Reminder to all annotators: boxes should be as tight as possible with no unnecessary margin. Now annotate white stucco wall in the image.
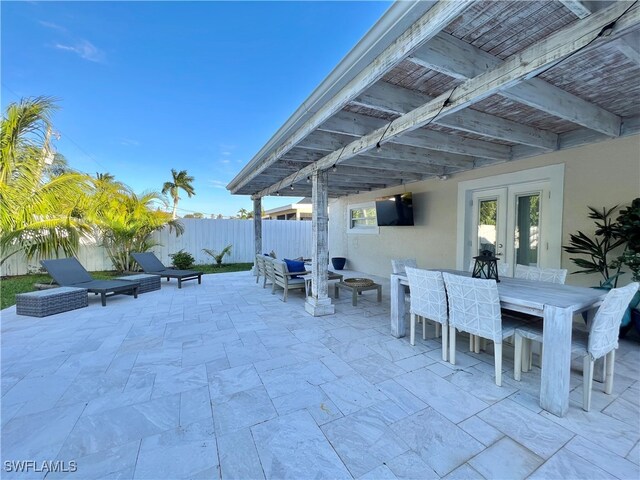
[328,135,640,287]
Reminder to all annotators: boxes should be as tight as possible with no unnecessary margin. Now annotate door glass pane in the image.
[515,194,540,266]
[478,199,497,255]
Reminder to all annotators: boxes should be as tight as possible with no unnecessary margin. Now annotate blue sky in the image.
[1,1,390,217]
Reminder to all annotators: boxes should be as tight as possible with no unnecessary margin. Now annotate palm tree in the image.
[92,187,183,272]
[0,97,91,266]
[44,153,71,179]
[95,172,115,182]
[1,96,56,184]
[162,169,195,219]
[236,208,253,219]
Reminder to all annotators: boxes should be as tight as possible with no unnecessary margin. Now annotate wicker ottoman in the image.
[16,287,88,317]
[115,273,161,294]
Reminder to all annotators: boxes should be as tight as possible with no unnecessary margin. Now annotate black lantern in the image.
[472,250,500,282]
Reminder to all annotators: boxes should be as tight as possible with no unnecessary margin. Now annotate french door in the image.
[457,165,564,274]
[469,182,549,276]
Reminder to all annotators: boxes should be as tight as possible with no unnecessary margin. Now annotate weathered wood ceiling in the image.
[228,0,640,199]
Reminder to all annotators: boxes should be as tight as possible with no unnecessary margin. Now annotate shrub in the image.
[169,250,195,269]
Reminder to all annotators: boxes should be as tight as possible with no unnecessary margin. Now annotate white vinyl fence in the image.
[1,219,312,276]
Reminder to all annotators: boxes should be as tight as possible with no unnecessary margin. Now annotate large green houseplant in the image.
[563,200,640,335]
[613,198,640,282]
[614,198,640,335]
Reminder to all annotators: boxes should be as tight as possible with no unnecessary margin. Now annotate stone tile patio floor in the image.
[1,270,639,479]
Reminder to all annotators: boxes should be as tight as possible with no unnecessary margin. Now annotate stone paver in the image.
[1,270,639,479]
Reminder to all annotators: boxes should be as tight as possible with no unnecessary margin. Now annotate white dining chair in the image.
[443,272,522,386]
[514,282,639,411]
[392,258,417,275]
[405,267,448,360]
[514,264,567,284]
[513,264,568,368]
[465,260,512,352]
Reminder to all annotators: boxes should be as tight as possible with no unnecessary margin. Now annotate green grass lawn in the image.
[197,263,253,274]
[0,263,253,310]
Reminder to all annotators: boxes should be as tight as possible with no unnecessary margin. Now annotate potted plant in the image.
[563,205,625,288]
[563,200,640,336]
[612,198,640,336]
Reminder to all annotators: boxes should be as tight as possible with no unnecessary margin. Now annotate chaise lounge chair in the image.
[131,252,203,288]
[40,258,140,307]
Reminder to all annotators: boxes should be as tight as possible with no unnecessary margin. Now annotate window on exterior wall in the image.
[349,202,378,234]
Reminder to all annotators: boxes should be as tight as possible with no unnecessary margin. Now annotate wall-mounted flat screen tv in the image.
[375,192,414,226]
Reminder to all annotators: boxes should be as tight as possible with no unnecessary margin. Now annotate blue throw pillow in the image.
[283,258,305,279]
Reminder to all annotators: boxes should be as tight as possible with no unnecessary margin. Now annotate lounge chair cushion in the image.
[284,259,305,279]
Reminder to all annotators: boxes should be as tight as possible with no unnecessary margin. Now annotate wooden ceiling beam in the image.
[340,156,452,175]
[559,0,592,18]
[364,143,475,168]
[252,2,638,199]
[328,165,427,181]
[281,149,325,163]
[229,0,474,194]
[319,110,512,160]
[270,187,372,197]
[295,131,353,153]
[300,126,479,168]
[353,82,558,149]
[615,32,640,64]
[512,114,640,159]
[297,129,476,167]
[271,166,423,184]
[409,31,621,136]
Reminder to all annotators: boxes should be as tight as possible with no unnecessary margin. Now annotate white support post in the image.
[253,197,262,275]
[305,170,334,316]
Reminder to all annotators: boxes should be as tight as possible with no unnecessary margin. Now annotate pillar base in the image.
[305,296,335,317]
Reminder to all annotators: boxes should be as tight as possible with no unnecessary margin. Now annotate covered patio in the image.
[227,0,640,316]
[1,272,639,478]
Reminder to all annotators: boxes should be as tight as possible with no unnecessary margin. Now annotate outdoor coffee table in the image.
[335,278,382,306]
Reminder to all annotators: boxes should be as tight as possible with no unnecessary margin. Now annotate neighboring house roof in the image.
[227,1,640,200]
[263,199,312,216]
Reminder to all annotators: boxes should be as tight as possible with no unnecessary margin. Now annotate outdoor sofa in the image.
[270,258,310,302]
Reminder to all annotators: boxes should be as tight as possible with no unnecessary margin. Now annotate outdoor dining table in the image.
[390,270,607,417]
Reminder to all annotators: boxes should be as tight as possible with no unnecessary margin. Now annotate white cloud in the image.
[208,180,228,190]
[39,21,67,33]
[120,138,140,147]
[54,39,105,63]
